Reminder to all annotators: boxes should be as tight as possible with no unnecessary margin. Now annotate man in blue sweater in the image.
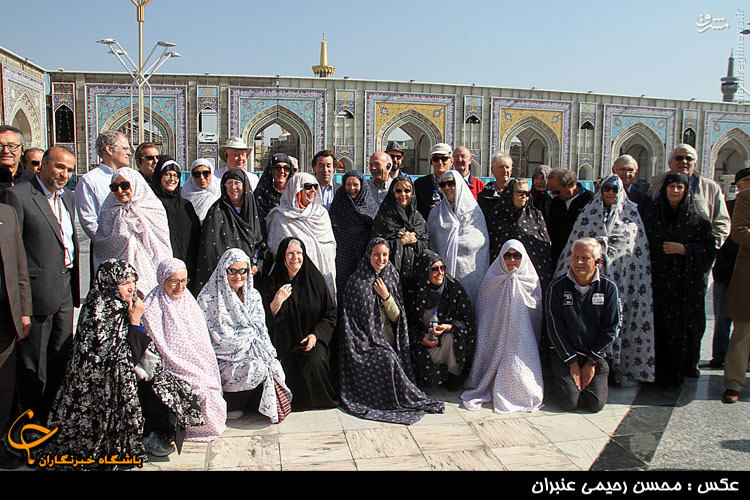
[546,238,621,413]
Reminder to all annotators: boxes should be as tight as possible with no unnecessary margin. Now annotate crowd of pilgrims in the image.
[10,136,731,468]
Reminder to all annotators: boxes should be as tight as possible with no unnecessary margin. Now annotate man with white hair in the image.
[478,152,513,218]
[647,143,730,248]
[452,146,485,201]
[545,238,621,413]
[612,154,651,214]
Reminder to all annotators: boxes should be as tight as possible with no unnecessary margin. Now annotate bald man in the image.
[366,151,393,205]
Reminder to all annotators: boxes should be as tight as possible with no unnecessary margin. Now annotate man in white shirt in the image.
[74,130,131,239]
[312,150,339,210]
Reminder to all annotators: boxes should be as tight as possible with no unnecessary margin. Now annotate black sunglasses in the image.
[192,170,211,178]
[141,155,157,161]
[29,160,41,167]
[274,165,291,171]
[673,155,695,162]
[303,183,319,191]
[226,267,249,275]
[109,181,131,192]
[431,156,451,162]
[601,185,619,193]
[394,188,412,194]
[429,264,446,273]
[503,251,523,261]
[514,190,530,197]
[438,180,456,189]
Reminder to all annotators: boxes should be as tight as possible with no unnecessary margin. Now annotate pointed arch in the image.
[100,106,175,157]
[11,93,40,147]
[709,127,750,180]
[611,122,665,178]
[243,104,314,170]
[379,109,444,175]
[500,116,560,176]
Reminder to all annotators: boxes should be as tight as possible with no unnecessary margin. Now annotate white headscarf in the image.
[427,169,490,305]
[461,239,544,414]
[196,248,291,423]
[94,167,173,295]
[141,257,226,441]
[266,172,338,303]
[181,159,221,223]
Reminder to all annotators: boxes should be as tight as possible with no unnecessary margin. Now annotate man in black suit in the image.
[0,203,32,469]
[546,168,594,265]
[612,154,652,215]
[0,146,80,423]
[312,149,340,211]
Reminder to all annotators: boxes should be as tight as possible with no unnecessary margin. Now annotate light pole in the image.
[96,1,180,145]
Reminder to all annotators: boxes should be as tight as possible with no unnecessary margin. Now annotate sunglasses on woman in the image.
[192,170,211,178]
[503,251,523,261]
[109,181,131,192]
[438,180,456,189]
[303,183,319,191]
[274,165,291,172]
[514,190,530,197]
[430,264,446,273]
[394,188,412,194]
[226,267,250,275]
[601,185,619,193]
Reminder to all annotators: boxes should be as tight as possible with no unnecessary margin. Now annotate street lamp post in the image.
[96,0,180,146]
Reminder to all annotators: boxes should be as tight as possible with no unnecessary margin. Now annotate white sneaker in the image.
[227,410,244,420]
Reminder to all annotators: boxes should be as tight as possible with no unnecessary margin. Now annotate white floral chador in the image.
[554,174,655,383]
[196,248,291,423]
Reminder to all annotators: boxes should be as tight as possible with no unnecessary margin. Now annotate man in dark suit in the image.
[312,149,340,211]
[0,146,80,424]
[0,203,32,468]
[546,168,594,265]
[612,154,652,215]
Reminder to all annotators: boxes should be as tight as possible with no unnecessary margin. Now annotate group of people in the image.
[1,122,748,470]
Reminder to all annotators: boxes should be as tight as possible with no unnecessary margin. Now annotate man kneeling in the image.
[545,238,621,412]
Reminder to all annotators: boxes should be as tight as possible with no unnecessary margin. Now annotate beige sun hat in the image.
[219,137,251,161]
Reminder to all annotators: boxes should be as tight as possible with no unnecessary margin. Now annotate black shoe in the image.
[686,365,700,378]
[0,443,25,470]
[708,359,724,369]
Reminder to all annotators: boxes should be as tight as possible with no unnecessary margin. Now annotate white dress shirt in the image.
[74,163,117,239]
[37,175,75,267]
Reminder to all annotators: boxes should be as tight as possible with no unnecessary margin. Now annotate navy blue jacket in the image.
[545,271,621,365]
[626,184,653,216]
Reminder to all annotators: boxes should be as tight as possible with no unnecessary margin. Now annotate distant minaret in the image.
[721,50,739,102]
[312,33,335,78]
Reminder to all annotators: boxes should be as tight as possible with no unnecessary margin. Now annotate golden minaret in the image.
[312,33,335,78]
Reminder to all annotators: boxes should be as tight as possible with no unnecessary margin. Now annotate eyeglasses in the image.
[514,190,530,197]
[192,170,211,178]
[29,160,41,167]
[388,153,403,160]
[673,155,695,162]
[109,181,131,192]
[226,267,250,275]
[165,278,190,286]
[274,165,291,172]
[224,180,243,189]
[141,155,157,161]
[0,143,21,152]
[394,188,412,194]
[162,172,180,180]
[303,183,319,191]
[503,252,523,261]
[429,264,446,273]
[113,144,132,152]
[431,156,451,162]
[438,180,456,189]
[601,185,619,193]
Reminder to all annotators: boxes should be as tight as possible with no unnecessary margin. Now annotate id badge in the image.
[563,291,573,306]
[592,292,605,306]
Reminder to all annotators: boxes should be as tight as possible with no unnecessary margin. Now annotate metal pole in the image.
[132,0,152,145]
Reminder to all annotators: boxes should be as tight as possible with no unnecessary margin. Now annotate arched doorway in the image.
[379,109,443,176]
[102,106,175,157]
[252,123,300,172]
[611,123,665,182]
[244,105,313,172]
[502,117,558,178]
[11,109,32,147]
[710,128,750,193]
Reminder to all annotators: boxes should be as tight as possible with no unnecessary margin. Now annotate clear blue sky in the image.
[2,0,747,102]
